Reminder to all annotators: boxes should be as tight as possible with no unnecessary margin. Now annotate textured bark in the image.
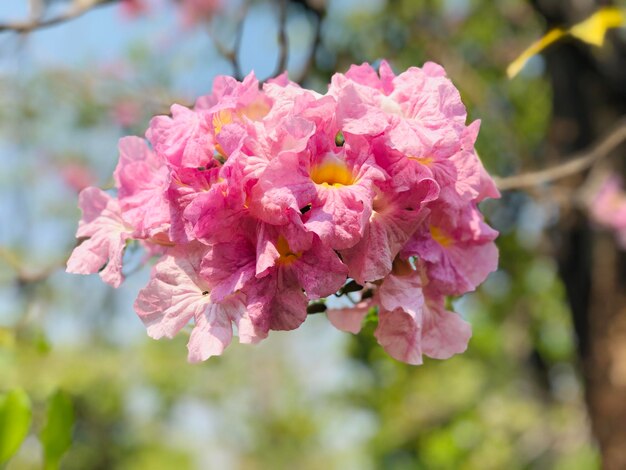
[531,1,626,468]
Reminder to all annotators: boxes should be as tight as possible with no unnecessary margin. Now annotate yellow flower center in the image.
[242,101,271,121]
[276,236,302,266]
[430,226,453,247]
[408,155,434,167]
[310,159,354,187]
[212,109,233,135]
[212,110,232,159]
[211,102,270,159]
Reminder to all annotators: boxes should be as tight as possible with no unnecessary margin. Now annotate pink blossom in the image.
[340,177,439,283]
[179,0,222,27]
[327,300,373,334]
[114,136,171,239]
[228,83,325,187]
[375,292,471,365]
[66,187,133,288]
[182,163,251,244]
[589,176,626,248]
[374,262,471,364]
[67,63,499,365]
[200,232,257,304]
[330,61,466,142]
[120,0,222,25]
[402,202,498,296]
[246,91,386,249]
[147,104,215,169]
[120,0,150,18]
[134,243,258,361]
[303,141,385,249]
[196,71,269,114]
[328,262,471,365]
[167,163,223,243]
[255,224,348,300]
[111,100,142,128]
[58,162,96,193]
[202,222,348,333]
[331,62,493,208]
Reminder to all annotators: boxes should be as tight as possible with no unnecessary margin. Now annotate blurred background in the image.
[1,0,626,468]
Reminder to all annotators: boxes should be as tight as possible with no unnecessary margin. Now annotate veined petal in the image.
[187,301,237,362]
[134,244,209,339]
[201,235,257,303]
[115,136,171,238]
[327,300,372,334]
[66,187,133,288]
[305,183,371,250]
[421,300,472,360]
[341,178,438,283]
[375,307,424,365]
[147,104,214,168]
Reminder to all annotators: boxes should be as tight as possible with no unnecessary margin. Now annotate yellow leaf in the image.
[507,7,626,79]
[507,28,566,79]
[569,7,625,47]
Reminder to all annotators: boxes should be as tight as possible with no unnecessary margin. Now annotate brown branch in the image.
[230,1,248,81]
[0,246,66,285]
[208,2,248,80]
[294,8,324,84]
[0,0,118,34]
[495,118,626,191]
[273,0,289,77]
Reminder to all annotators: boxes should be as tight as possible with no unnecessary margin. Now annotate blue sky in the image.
[0,0,318,94]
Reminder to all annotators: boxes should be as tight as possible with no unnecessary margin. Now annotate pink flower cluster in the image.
[67,62,499,364]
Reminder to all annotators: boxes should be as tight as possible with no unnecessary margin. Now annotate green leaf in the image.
[0,388,32,464]
[40,390,74,470]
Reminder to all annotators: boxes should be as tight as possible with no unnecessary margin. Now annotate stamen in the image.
[408,155,434,167]
[310,158,354,187]
[430,226,453,247]
[276,235,302,266]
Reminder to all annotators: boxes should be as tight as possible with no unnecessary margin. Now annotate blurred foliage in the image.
[0,389,32,465]
[0,0,602,468]
[40,390,74,470]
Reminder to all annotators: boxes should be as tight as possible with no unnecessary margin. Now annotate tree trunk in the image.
[531,1,626,468]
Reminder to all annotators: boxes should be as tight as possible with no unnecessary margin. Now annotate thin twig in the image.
[495,119,626,191]
[208,2,248,80]
[231,2,248,80]
[210,33,238,71]
[294,8,324,84]
[0,0,118,34]
[0,246,67,285]
[273,0,289,77]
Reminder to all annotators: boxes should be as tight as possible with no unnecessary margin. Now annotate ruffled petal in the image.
[66,187,132,288]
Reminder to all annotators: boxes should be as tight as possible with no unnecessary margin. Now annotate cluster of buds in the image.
[67,62,499,364]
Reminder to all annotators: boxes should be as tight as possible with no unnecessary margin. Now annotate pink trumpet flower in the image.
[67,63,499,364]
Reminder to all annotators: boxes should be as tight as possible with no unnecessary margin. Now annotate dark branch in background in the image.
[0,246,67,285]
[0,0,118,34]
[274,0,289,77]
[231,3,248,80]
[209,2,248,81]
[495,119,626,191]
[294,6,324,84]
